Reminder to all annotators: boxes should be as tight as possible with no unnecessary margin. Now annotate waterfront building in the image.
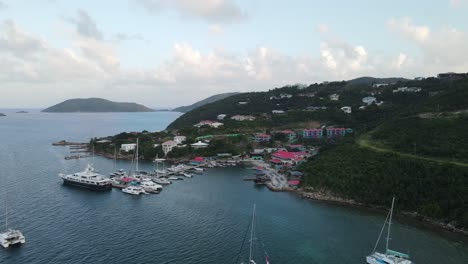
[271,150,308,165]
[120,143,136,152]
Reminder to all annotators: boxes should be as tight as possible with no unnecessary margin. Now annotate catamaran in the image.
[366,196,413,264]
[1,198,25,249]
[238,204,271,264]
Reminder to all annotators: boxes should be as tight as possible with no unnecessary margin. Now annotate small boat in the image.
[1,197,25,249]
[59,164,112,191]
[366,196,413,264]
[153,177,171,185]
[168,176,179,181]
[139,180,163,193]
[122,186,147,195]
[182,173,193,178]
[194,168,204,172]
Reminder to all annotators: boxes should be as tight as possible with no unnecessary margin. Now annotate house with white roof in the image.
[121,143,136,152]
[173,136,186,144]
[217,114,226,120]
[329,94,340,101]
[272,110,285,114]
[191,141,209,149]
[231,115,256,121]
[341,106,352,114]
[362,96,377,105]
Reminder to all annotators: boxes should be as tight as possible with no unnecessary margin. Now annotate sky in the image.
[1,0,468,108]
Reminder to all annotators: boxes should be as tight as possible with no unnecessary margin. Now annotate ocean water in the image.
[0,110,467,264]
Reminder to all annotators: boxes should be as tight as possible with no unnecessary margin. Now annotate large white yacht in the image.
[59,164,112,191]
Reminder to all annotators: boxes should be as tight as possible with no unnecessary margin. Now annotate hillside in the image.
[172,92,239,113]
[42,98,155,113]
[347,76,409,85]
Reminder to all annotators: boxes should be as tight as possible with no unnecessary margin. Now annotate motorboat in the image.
[122,186,147,195]
[153,177,171,185]
[139,180,163,193]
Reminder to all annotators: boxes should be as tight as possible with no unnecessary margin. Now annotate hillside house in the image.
[191,141,209,149]
[254,134,271,143]
[362,96,377,105]
[341,106,352,114]
[326,128,353,137]
[162,140,177,155]
[217,114,226,120]
[393,87,421,93]
[173,136,186,144]
[231,115,256,121]
[302,128,323,139]
[329,94,340,101]
[272,110,285,114]
[120,143,136,152]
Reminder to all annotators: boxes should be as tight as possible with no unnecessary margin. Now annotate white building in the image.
[372,83,389,88]
[210,122,224,128]
[238,101,249,105]
[270,93,293,100]
[162,140,177,155]
[173,136,186,144]
[121,143,136,152]
[341,106,352,114]
[231,115,256,121]
[217,114,226,120]
[362,96,377,105]
[272,110,285,114]
[329,94,340,101]
[191,141,209,149]
[393,87,422,93]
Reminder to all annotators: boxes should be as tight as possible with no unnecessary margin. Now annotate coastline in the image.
[297,188,468,237]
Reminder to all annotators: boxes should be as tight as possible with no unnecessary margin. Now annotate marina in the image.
[0,111,467,264]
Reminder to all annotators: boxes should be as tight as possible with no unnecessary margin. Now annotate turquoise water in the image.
[0,110,467,263]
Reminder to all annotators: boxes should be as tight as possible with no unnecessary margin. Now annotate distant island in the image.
[172,92,239,113]
[16,111,28,114]
[42,98,155,113]
[0,113,5,117]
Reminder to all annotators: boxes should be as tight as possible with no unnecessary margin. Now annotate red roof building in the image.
[271,150,308,165]
[254,133,271,143]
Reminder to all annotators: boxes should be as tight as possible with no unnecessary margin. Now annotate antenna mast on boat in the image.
[4,192,8,231]
[386,196,395,252]
[136,138,139,172]
[249,204,256,264]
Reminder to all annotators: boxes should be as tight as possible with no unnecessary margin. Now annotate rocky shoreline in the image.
[298,187,468,237]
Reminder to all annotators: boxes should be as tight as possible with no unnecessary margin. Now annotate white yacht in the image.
[1,229,25,249]
[366,197,413,264]
[168,176,180,181]
[1,199,25,249]
[122,186,147,195]
[139,180,163,193]
[153,177,171,185]
[59,164,112,191]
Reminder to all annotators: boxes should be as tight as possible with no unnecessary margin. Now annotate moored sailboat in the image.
[366,196,413,264]
[1,197,25,249]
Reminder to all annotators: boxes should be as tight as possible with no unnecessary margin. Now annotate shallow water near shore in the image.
[0,110,467,264]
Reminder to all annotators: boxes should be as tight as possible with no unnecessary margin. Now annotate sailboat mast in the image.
[136,138,139,172]
[249,204,256,263]
[386,196,395,252]
[4,193,7,231]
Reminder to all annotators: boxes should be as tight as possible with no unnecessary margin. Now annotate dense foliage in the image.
[300,141,468,228]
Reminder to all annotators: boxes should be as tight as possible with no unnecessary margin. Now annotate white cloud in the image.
[449,0,468,7]
[388,17,468,74]
[209,24,224,35]
[0,1,7,10]
[388,17,430,43]
[134,0,247,23]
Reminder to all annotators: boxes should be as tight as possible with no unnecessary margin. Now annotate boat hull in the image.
[62,179,112,191]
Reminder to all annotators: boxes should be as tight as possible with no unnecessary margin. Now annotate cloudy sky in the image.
[1,0,467,108]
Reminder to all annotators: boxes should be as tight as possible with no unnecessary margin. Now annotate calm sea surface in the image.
[0,110,467,264]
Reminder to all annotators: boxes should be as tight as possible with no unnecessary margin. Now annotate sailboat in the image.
[366,196,413,264]
[1,196,25,249]
[238,204,271,264]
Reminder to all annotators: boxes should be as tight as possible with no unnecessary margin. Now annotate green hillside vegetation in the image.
[370,115,468,163]
[42,98,155,113]
[299,140,468,228]
[172,92,239,113]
